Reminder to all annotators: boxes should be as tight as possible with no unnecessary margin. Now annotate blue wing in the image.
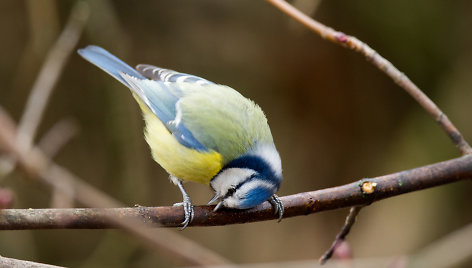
[78,45,208,151]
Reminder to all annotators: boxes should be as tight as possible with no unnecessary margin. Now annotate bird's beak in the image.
[213,201,224,212]
[207,194,220,205]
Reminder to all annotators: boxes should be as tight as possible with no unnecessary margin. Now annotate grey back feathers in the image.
[136,64,214,86]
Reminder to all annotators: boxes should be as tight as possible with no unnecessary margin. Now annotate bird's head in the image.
[209,144,282,210]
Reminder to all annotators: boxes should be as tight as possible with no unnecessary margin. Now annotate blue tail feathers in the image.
[77,45,146,85]
[78,45,209,152]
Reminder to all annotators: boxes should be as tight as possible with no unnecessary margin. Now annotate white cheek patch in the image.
[250,144,282,178]
[211,168,256,196]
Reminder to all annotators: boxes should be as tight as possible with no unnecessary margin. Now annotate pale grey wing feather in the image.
[136,64,214,86]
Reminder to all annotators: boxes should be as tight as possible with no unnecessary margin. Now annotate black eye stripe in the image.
[224,173,258,198]
[227,187,235,195]
[223,189,234,198]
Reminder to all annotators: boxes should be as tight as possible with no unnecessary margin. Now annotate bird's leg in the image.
[269,194,284,222]
[170,176,194,230]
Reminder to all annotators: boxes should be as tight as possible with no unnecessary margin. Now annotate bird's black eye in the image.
[226,187,236,196]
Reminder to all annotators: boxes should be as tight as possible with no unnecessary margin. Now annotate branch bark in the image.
[1,154,470,229]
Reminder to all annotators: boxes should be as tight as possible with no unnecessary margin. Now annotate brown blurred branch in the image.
[411,222,472,267]
[0,3,229,265]
[38,118,79,158]
[266,0,472,156]
[0,256,64,268]
[0,109,229,266]
[17,2,88,151]
[3,3,229,265]
[0,154,470,229]
[37,118,79,208]
[1,1,88,177]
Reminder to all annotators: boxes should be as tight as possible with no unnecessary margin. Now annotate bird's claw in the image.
[269,194,284,222]
[171,177,195,230]
[173,196,194,230]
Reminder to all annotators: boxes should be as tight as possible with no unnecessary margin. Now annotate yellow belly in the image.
[140,104,223,185]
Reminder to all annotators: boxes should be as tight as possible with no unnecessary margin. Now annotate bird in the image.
[78,45,283,229]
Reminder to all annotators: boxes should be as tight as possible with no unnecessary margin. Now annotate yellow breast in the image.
[139,102,223,185]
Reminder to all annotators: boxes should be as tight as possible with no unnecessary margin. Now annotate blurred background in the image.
[0,0,471,267]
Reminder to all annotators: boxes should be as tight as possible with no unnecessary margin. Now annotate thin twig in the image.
[319,206,363,264]
[0,154,470,229]
[265,0,472,156]
[17,1,88,151]
[0,108,230,266]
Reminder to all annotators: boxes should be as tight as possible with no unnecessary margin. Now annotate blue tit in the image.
[78,45,283,229]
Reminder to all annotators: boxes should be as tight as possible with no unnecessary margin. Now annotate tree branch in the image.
[1,154,470,229]
[266,0,472,156]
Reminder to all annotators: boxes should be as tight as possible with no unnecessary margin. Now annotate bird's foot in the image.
[269,194,284,222]
[173,196,194,230]
[171,177,194,230]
